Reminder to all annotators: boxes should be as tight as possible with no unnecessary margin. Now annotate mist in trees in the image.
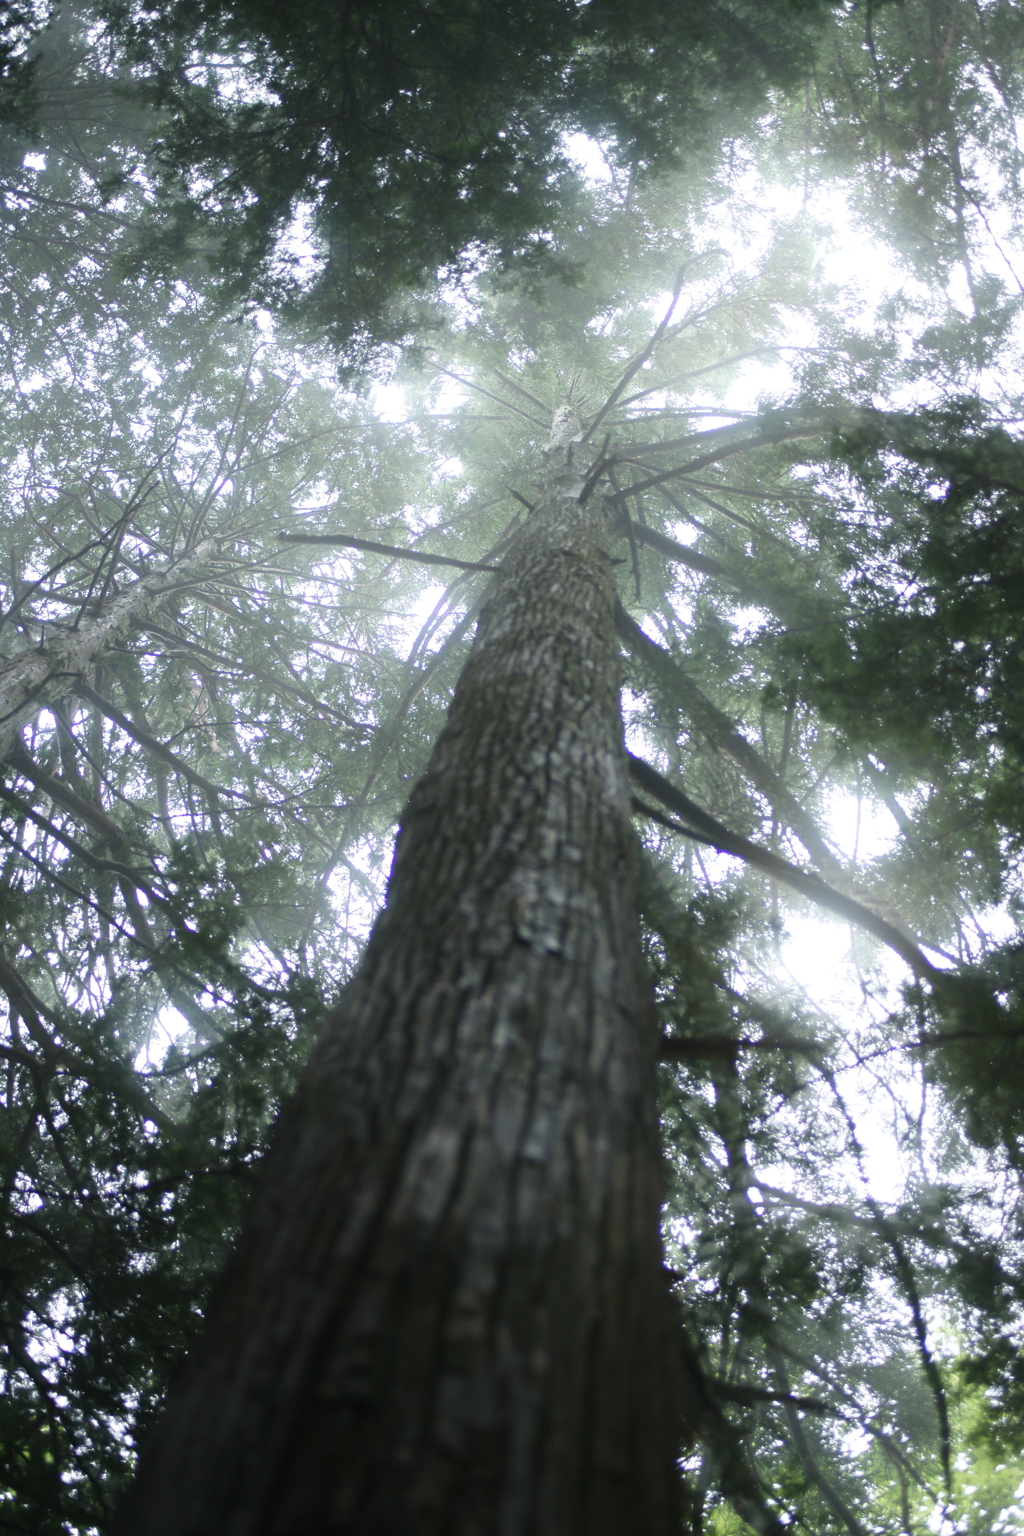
[1,1,1024,1532]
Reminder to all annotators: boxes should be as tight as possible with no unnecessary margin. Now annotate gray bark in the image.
[116,441,683,1535]
[0,537,221,763]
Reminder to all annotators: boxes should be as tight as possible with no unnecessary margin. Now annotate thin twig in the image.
[429,365,548,429]
[584,260,693,441]
[75,682,250,802]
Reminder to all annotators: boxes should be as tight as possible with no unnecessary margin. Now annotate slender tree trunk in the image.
[116,439,682,1536]
[0,537,221,763]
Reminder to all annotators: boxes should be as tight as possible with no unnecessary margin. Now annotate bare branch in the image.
[75,682,249,803]
[627,755,938,979]
[429,365,548,429]
[278,532,498,573]
[584,259,694,440]
[621,522,725,578]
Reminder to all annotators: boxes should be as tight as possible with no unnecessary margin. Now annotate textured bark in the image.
[116,441,682,1536]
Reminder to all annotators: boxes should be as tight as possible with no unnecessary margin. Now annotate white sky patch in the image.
[970,901,1020,949]
[276,202,320,276]
[729,604,770,640]
[134,1004,190,1072]
[132,359,163,387]
[622,706,655,764]
[778,907,867,1002]
[562,131,615,185]
[387,580,451,657]
[372,370,468,425]
[372,379,408,422]
[763,779,927,1204]
[822,785,900,864]
[664,518,699,548]
[759,922,927,1206]
[326,838,390,964]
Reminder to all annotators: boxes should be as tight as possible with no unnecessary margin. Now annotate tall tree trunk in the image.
[116,438,682,1536]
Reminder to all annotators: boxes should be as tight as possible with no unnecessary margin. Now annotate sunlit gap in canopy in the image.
[627,697,957,1201]
[594,145,1011,1235]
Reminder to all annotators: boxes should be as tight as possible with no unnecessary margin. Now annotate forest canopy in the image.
[1,1,1024,1533]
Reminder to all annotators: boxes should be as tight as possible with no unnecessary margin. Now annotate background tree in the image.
[1,2,1024,1533]
[92,0,835,363]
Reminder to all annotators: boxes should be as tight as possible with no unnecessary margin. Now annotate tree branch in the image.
[618,604,837,870]
[0,944,181,1136]
[278,531,498,572]
[0,780,155,887]
[74,681,249,802]
[584,259,694,440]
[621,521,725,578]
[627,755,938,979]
[0,534,224,761]
[9,740,131,850]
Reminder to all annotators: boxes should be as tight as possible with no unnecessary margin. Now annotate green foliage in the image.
[3,2,1024,1532]
[87,0,837,362]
